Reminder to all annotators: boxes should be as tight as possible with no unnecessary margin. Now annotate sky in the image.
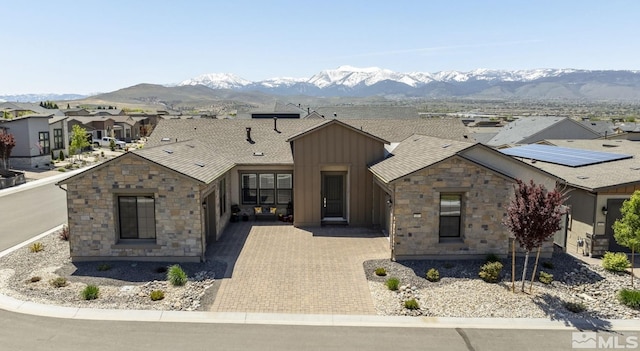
[2,0,639,94]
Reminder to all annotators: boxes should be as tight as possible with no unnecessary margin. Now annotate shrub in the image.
[485,253,501,263]
[57,167,66,172]
[618,289,640,309]
[59,225,70,241]
[385,277,400,291]
[167,264,188,286]
[50,277,68,288]
[539,271,553,284]
[426,268,440,282]
[59,150,65,161]
[602,252,630,273]
[150,290,165,301]
[100,151,105,158]
[542,261,554,269]
[97,263,111,271]
[565,301,586,313]
[29,276,41,283]
[374,267,387,276]
[109,139,116,151]
[29,242,44,253]
[479,261,503,283]
[404,298,420,310]
[81,285,99,300]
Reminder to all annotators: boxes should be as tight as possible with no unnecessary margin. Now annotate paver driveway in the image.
[207,222,389,314]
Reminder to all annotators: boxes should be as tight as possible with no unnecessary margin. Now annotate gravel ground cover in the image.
[365,253,640,320]
[0,229,225,311]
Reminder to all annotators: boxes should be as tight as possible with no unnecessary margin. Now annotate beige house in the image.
[59,118,557,262]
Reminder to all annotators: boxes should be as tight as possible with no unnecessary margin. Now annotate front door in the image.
[322,172,345,219]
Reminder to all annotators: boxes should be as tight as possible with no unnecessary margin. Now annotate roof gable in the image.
[286,119,389,144]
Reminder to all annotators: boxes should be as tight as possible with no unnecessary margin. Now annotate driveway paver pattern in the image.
[208,223,389,314]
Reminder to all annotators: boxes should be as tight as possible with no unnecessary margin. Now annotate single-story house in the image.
[486,116,601,147]
[0,114,53,168]
[59,118,557,262]
[501,139,640,256]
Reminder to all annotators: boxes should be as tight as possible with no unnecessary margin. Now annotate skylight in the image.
[161,137,171,142]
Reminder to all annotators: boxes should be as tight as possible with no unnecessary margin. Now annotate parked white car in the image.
[93,137,126,149]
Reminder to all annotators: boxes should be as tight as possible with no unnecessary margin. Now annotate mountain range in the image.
[178,66,640,100]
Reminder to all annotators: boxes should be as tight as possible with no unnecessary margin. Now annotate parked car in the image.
[93,137,126,149]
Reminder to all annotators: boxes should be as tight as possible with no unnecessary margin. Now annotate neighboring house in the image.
[0,114,53,168]
[49,115,69,157]
[59,118,556,262]
[313,106,420,119]
[500,139,640,256]
[486,116,601,147]
[109,115,137,142]
[579,120,616,138]
[67,116,116,141]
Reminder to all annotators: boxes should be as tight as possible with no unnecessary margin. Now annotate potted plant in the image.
[230,204,240,222]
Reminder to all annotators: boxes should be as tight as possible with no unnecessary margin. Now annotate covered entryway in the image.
[605,198,631,253]
[321,172,346,222]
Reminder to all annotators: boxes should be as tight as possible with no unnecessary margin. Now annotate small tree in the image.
[0,130,16,169]
[613,190,640,288]
[503,179,566,292]
[69,124,90,160]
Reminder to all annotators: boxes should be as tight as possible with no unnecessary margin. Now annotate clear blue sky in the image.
[2,0,639,94]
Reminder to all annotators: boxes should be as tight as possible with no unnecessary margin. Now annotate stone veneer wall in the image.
[392,157,517,259]
[66,154,204,262]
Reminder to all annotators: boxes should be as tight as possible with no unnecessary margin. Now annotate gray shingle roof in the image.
[370,134,474,183]
[134,140,234,184]
[487,116,566,146]
[511,139,640,190]
[313,106,419,119]
[579,120,615,137]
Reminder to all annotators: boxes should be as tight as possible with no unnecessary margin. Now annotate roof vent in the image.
[273,117,280,133]
[163,149,173,154]
[630,166,640,170]
[195,162,205,167]
[161,137,171,142]
[246,127,254,144]
[576,176,589,179]
[442,144,451,148]
[253,152,264,156]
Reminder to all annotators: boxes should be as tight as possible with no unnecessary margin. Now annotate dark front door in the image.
[606,198,631,253]
[322,173,345,218]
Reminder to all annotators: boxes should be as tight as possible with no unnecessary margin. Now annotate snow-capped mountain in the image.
[177,66,640,99]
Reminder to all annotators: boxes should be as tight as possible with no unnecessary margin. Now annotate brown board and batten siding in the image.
[290,121,386,227]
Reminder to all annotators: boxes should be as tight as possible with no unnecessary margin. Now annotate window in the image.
[241,173,292,205]
[38,131,50,155]
[118,196,156,239]
[219,178,226,215]
[53,129,63,150]
[439,194,462,238]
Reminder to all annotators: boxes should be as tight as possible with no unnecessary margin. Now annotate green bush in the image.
[404,298,420,310]
[57,167,66,172]
[618,289,640,309]
[485,253,501,263]
[479,261,503,283]
[426,268,440,282]
[542,261,554,269]
[150,290,165,301]
[374,267,387,276]
[539,271,553,284]
[565,301,586,313]
[167,264,188,286]
[385,277,400,291]
[50,277,68,288]
[97,263,111,271]
[602,252,630,273]
[29,242,44,253]
[81,285,99,300]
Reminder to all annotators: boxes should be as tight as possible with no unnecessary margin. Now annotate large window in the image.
[38,131,50,155]
[439,194,462,238]
[53,128,63,150]
[241,173,292,205]
[118,196,156,240]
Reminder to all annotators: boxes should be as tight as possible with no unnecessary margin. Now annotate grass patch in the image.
[50,277,68,288]
[385,277,400,291]
[374,267,387,276]
[426,268,440,282]
[618,289,640,309]
[81,285,99,300]
[150,290,165,301]
[29,242,44,253]
[539,271,553,285]
[167,265,188,286]
[404,298,420,310]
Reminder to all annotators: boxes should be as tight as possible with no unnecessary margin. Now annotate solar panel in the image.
[500,144,632,167]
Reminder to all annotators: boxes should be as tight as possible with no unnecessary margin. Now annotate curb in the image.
[1,226,639,330]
